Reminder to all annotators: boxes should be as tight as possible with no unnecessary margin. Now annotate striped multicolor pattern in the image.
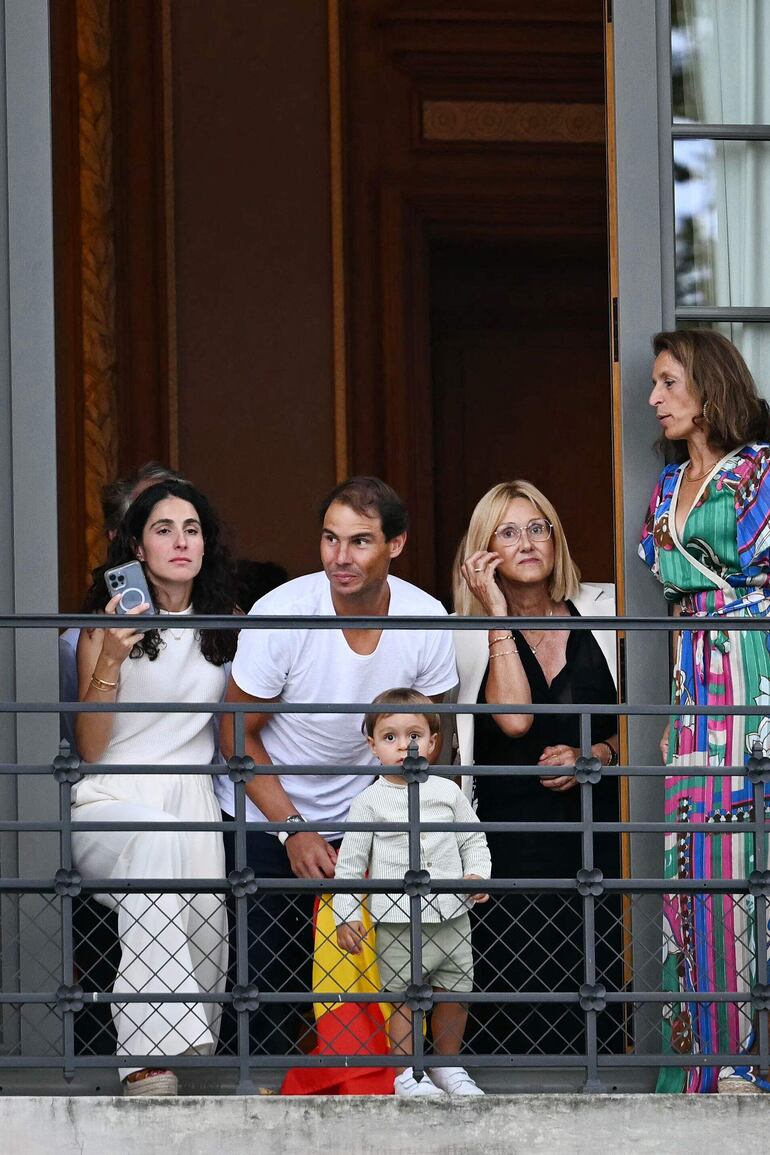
[640,444,770,1094]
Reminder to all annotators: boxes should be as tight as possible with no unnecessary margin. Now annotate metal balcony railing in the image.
[0,612,767,1094]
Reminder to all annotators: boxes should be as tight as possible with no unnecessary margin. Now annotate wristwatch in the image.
[277,814,307,846]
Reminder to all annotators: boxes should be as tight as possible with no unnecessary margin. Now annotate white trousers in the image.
[71,795,227,1080]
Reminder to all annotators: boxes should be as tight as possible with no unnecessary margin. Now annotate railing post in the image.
[403,739,429,1082]
[53,740,83,1084]
[229,708,257,1095]
[576,712,606,1093]
[749,748,769,1077]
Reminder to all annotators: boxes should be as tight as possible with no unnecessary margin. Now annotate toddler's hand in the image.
[464,874,489,904]
[336,920,366,954]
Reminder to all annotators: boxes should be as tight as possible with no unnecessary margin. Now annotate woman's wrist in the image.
[94,654,123,677]
[594,741,618,766]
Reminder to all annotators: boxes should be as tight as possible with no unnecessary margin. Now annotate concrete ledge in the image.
[1,1094,769,1155]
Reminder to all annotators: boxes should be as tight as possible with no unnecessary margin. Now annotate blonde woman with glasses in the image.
[452,480,620,1056]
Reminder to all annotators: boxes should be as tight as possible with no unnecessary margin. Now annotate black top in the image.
[473,601,618,875]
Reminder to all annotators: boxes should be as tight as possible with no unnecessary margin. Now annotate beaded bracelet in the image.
[597,740,619,766]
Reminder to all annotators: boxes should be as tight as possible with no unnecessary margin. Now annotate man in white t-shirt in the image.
[217,476,457,1052]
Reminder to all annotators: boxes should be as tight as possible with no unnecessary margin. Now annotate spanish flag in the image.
[280,895,394,1095]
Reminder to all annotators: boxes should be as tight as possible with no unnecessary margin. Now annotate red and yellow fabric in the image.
[281,895,395,1095]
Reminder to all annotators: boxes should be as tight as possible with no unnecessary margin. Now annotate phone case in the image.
[104,560,156,616]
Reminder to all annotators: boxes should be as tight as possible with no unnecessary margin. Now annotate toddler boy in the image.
[333,688,491,1097]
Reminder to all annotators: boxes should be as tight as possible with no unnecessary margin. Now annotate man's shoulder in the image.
[388,575,448,616]
[248,571,328,616]
[59,627,80,653]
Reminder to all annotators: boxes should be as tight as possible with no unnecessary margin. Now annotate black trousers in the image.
[223,827,340,1055]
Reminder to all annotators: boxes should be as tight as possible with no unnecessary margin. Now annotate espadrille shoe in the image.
[123,1068,179,1097]
[718,1065,770,1094]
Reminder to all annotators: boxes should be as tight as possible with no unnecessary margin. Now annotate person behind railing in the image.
[641,329,770,1095]
[333,688,491,1097]
[217,476,457,1058]
[452,480,621,1056]
[59,461,186,754]
[233,558,289,611]
[71,479,237,1096]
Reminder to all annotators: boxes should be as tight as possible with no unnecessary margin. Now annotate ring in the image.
[473,566,483,572]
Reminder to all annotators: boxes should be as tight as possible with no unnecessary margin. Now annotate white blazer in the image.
[453,582,618,770]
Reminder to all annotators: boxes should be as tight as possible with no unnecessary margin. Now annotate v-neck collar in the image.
[668,448,740,593]
[514,600,578,692]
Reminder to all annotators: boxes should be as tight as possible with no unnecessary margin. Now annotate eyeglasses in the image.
[493,519,553,547]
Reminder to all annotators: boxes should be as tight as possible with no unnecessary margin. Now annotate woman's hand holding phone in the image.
[95,594,151,665]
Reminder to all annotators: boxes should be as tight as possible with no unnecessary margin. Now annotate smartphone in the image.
[104,560,156,617]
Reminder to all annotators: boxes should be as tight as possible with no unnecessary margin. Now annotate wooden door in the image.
[341,0,613,602]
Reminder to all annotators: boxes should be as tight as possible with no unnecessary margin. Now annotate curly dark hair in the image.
[84,480,237,665]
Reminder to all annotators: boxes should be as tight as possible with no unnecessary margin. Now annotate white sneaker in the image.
[428,1065,484,1096]
[394,1067,446,1098]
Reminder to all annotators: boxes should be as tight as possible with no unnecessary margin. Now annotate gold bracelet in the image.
[489,647,518,659]
[489,632,513,646]
[90,673,118,691]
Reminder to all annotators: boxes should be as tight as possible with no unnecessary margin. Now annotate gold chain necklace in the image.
[522,608,554,655]
[685,460,719,483]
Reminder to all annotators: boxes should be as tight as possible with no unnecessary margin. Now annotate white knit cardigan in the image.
[333,774,491,926]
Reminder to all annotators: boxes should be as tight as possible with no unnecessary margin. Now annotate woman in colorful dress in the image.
[640,329,770,1094]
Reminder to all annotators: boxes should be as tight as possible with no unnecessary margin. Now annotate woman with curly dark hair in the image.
[73,480,237,1096]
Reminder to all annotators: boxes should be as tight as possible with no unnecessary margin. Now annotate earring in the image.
[702,400,713,424]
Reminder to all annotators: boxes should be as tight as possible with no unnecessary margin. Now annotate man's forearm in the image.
[239,729,300,820]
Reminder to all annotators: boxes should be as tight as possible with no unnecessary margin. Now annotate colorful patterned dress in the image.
[639,442,770,1093]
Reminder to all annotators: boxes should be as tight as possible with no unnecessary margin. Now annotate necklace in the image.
[159,606,192,641]
[522,608,554,655]
[685,460,719,483]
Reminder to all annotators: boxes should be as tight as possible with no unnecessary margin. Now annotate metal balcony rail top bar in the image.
[4,612,770,631]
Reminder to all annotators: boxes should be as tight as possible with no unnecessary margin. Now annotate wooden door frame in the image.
[50,0,178,609]
[353,183,609,593]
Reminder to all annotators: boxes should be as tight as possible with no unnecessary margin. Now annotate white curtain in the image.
[681,0,770,392]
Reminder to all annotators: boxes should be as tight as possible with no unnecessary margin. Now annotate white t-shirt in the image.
[214,571,457,832]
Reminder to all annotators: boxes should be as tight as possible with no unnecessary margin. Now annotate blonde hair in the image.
[363,687,441,737]
[451,480,581,616]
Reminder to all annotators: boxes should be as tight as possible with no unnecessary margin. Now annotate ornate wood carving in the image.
[77,0,118,583]
[422,100,605,143]
[52,0,176,605]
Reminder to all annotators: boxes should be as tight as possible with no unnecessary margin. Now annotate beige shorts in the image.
[376,914,473,993]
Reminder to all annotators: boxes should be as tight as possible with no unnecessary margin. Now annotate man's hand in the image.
[465,874,489,904]
[336,920,366,954]
[285,831,338,879]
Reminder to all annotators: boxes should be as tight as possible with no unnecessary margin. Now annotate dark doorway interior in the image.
[430,235,613,609]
